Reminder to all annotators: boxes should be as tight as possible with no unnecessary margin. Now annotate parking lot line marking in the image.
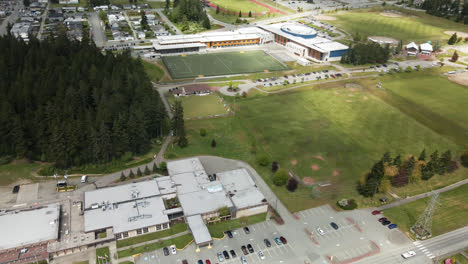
[417,244,424,248]
[422,249,428,252]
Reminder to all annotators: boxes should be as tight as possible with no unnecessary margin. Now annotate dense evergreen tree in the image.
[144,165,150,175]
[421,0,461,20]
[168,0,210,29]
[152,162,158,173]
[418,149,426,161]
[448,33,458,44]
[172,101,187,148]
[340,42,390,65]
[0,34,168,168]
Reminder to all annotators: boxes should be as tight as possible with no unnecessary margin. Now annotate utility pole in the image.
[410,192,440,239]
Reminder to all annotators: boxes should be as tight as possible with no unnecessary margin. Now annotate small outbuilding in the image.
[420,43,433,55]
[406,42,418,55]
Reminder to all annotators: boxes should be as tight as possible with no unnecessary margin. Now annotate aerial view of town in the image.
[0,0,467,263]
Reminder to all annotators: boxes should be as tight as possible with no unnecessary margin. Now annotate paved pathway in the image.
[377,179,468,211]
[155,9,182,35]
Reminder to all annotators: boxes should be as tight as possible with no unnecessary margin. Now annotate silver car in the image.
[217,252,224,262]
[240,256,248,264]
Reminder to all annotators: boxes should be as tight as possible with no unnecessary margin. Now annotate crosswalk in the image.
[413,241,435,259]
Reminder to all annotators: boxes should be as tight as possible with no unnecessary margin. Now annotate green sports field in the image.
[162,51,288,79]
[328,8,468,43]
[210,0,269,13]
[169,94,229,119]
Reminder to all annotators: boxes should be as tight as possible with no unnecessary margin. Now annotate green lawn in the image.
[117,234,193,258]
[328,8,468,43]
[162,51,288,79]
[384,183,468,238]
[142,60,165,82]
[0,162,40,185]
[371,70,468,146]
[207,212,267,238]
[96,247,110,264]
[210,0,269,13]
[73,261,89,264]
[118,261,134,264]
[116,223,188,248]
[164,78,461,211]
[168,94,229,119]
[441,253,468,264]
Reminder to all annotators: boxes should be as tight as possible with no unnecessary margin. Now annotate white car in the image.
[401,251,416,259]
[258,250,265,260]
[316,227,325,235]
[241,256,248,264]
[170,245,176,255]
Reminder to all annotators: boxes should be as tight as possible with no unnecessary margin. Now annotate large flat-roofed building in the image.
[0,203,60,264]
[84,180,176,240]
[152,27,273,55]
[259,22,349,62]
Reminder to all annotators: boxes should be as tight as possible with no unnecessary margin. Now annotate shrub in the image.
[257,154,269,166]
[271,161,279,172]
[273,169,289,186]
[137,167,142,177]
[152,163,157,173]
[461,150,468,168]
[144,165,150,175]
[336,199,357,210]
[211,139,217,148]
[286,177,298,192]
[129,170,135,178]
[120,172,126,181]
[159,161,167,172]
[199,128,207,137]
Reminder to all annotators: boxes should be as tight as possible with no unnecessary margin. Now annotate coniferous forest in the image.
[0,34,169,168]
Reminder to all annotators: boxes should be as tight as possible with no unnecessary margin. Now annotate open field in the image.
[210,0,270,13]
[384,183,468,238]
[0,162,40,185]
[142,60,165,82]
[327,8,468,43]
[162,51,288,79]
[165,73,463,211]
[440,253,468,264]
[368,69,468,145]
[168,94,229,119]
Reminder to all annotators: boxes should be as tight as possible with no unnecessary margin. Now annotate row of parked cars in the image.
[372,210,398,229]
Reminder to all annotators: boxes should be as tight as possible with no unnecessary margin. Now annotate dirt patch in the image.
[291,160,297,166]
[380,12,402,18]
[344,83,363,90]
[315,14,336,21]
[348,94,354,97]
[448,73,468,86]
[368,36,399,45]
[334,91,340,95]
[348,88,358,92]
[311,165,320,171]
[303,177,315,186]
[363,96,369,100]
[333,170,340,176]
[346,100,353,103]
[11,159,31,165]
[314,155,325,161]
[445,31,468,38]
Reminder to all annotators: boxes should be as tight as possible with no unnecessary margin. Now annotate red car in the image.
[280,236,287,244]
[205,260,211,264]
[372,210,380,215]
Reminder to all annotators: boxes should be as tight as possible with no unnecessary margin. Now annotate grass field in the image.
[142,60,165,82]
[328,8,468,43]
[210,0,269,13]
[369,69,468,146]
[384,183,468,238]
[441,253,468,264]
[168,94,229,119]
[164,76,462,211]
[207,213,266,238]
[162,51,288,79]
[96,247,110,264]
[0,162,40,185]
[116,223,188,248]
[117,233,193,258]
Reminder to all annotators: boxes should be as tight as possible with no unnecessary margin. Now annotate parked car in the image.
[163,247,169,256]
[258,250,265,260]
[226,230,233,238]
[330,222,339,230]
[274,237,282,245]
[372,210,380,215]
[382,220,391,225]
[388,224,398,229]
[247,244,254,253]
[378,217,387,223]
[316,227,325,235]
[170,245,177,255]
[223,250,230,260]
[197,260,203,264]
[240,256,248,264]
[264,239,271,247]
[182,260,188,264]
[401,251,416,259]
[241,245,248,255]
[230,249,237,258]
[12,185,20,194]
[217,252,224,262]
[205,260,211,264]
[243,226,250,234]
[280,236,287,244]
[330,74,335,78]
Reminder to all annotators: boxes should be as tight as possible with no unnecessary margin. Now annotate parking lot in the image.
[256,70,344,88]
[136,219,301,264]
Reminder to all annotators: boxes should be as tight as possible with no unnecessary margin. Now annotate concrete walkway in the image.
[377,178,468,210]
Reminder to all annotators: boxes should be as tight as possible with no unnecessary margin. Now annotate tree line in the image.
[340,42,391,65]
[0,33,169,168]
[166,0,211,29]
[358,150,459,197]
[419,0,468,24]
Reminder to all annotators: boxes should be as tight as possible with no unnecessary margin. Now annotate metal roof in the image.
[167,158,205,175]
[178,189,233,217]
[217,169,266,209]
[0,203,60,250]
[186,215,212,245]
